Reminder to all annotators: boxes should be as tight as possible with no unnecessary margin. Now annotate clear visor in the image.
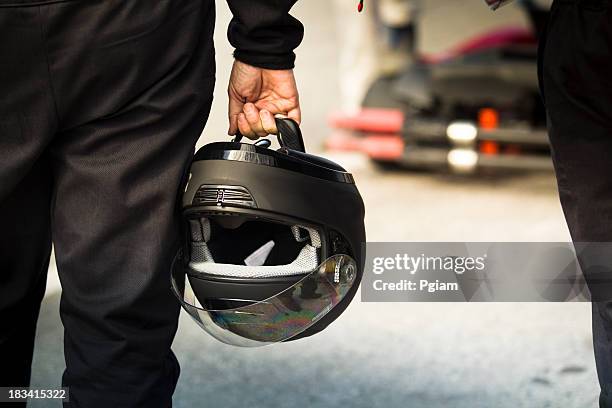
[171,252,357,347]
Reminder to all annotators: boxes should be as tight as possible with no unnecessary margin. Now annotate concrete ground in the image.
[29,1,599,407]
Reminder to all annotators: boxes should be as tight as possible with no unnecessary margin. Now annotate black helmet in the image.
[171,118,366,347]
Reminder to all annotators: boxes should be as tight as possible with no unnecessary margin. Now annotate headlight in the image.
[447,122,478,144]
[447,148,478,173]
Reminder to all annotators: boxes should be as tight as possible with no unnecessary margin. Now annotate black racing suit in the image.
[0,0,302,407]
[540,0,612,406]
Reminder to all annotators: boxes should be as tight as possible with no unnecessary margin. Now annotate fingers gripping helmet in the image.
[171,119,366,347]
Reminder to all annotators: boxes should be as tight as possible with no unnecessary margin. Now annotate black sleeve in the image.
[226,0,304,70]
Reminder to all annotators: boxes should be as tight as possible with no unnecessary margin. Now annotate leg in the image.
[0,159,53,389]
[541,1,612,406]
[0,6,59,392]
[593,301,612,407]
[41,0,216,406]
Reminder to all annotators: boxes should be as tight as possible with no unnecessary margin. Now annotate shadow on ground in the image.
[30,289,598,408]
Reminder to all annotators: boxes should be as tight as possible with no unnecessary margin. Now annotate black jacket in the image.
[228,0,303,69]
[0,0,304,70]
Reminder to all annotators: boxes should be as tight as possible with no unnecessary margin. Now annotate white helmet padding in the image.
[188,218,322,279]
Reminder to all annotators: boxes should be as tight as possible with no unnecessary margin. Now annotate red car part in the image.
[420,27,536,65]
[326,131,404,160]
[329,108,404,134]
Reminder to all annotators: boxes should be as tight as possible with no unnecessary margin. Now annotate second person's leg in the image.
[541,1,612,406]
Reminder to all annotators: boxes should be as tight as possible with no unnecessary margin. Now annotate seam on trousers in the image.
[0,0,77,8]
[37,5,61,126]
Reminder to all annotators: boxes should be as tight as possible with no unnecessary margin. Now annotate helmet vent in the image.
[193,185,256,208]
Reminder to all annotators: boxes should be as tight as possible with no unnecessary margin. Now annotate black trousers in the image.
[540,0,612,406]
[0,0,215,406]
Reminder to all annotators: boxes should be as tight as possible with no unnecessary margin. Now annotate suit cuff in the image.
[233,50,296,70]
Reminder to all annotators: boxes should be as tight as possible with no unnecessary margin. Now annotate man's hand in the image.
[228,60,301,139]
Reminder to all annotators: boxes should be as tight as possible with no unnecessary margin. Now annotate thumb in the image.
[228,93,245,136]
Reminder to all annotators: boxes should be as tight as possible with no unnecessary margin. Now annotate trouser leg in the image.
[0,5,58,395]
[40,0,216,406]
[0,159,53,390]
[540,1,612,406]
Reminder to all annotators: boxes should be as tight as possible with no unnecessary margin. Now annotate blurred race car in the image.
[328,0,552,174]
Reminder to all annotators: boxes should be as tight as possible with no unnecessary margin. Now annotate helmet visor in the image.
[171,252,358,347]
